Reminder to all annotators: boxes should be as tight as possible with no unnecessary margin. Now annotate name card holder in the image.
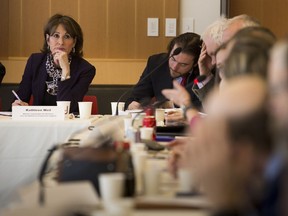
[12,106,65,120]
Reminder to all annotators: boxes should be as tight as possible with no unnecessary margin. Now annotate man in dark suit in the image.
[125,32,202,111]
[0,62,5,85]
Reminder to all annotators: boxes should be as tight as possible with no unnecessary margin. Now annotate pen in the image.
[12,90,22,102]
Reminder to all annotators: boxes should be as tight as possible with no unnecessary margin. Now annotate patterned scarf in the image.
[45,54,71,95]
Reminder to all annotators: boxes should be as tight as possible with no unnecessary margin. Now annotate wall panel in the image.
[22,0,50,56]
[0,0,9,58]
[8,0,22,56]
[80,0,108,58]
[229,0,288,38]
[107,0,136,58]
[261,0,288,38]
[136,0,165,58]
[51,0,79,18]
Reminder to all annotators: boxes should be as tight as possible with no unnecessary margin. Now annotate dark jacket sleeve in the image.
[125,53,167,109]
[57,57,96,112]
[16,54,41,103]
[0,62,6,85]
[192,75,215,102]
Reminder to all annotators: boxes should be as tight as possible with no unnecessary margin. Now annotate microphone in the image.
[115,47,183,115]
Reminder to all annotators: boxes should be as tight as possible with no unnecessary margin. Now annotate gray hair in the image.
[201,16,228,46]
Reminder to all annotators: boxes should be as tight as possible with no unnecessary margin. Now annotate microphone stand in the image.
[115,47,183,115]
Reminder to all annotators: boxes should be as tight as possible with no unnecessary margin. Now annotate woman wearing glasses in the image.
[12,14,96,113]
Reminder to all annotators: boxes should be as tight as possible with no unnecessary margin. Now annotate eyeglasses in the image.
[49,32,74,41]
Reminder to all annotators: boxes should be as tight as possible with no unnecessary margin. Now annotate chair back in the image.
[83,95,98,114]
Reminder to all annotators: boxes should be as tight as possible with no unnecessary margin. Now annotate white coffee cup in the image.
[140,127,154,140]
[78,101,92,119]
[99,172,125,202]
[56,101,70,117]
[155,108,165,126]
[111,102,125,115]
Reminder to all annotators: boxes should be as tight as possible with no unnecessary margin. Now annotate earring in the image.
[72,47,75,53]
[47,45,50,51]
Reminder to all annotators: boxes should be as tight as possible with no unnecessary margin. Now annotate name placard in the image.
[12,106,65,120]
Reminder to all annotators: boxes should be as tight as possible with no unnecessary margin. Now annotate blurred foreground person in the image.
[268,40,288,216]
[189,76,275,215]
[173,75,288,216]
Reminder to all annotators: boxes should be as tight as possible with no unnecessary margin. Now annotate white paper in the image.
[12,106,65,120]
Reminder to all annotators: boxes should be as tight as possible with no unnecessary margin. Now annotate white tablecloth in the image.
[0,114,101,208]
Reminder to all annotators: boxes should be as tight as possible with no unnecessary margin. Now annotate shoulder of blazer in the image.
[71,56,95,71]
[148,53,168,65]
[28,53,46,61]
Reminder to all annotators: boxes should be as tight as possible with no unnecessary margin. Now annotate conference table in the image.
[0,112,211,215]
[0,113,103,208]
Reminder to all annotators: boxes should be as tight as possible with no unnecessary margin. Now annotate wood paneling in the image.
[22,0,50,56]
[107,0,136,58]
[136,0,165,58]
[8,0,22,56]
[1,58,146,84]
[261,0,288,38]
[80,0,108,58]
[229,0,288,38]
[51,0,79,19]
[0,0,9,58]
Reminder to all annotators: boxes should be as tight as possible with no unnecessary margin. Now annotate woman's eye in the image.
[64,34,72,39]
[52,33,60,39]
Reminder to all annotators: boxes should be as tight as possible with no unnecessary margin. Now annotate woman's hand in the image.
[53,50,70,77]
[12,100,29,106]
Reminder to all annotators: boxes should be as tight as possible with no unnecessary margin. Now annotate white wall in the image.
[180,0,222,35]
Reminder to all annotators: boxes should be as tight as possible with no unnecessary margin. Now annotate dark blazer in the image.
[125,53,202,110]
[0,62,5,85]
[16,53,96,113]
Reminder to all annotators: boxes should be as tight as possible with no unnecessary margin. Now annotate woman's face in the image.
[46,24,76,55]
